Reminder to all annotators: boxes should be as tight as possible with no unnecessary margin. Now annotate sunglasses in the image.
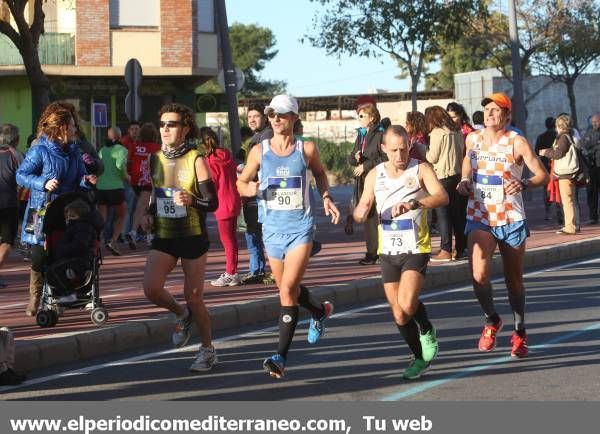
[159,121,182,129]
[267,112,293,119]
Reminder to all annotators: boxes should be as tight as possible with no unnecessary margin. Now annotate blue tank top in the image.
[258,138,314,234]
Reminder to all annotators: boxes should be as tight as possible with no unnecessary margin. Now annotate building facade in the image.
[0,0,218,148]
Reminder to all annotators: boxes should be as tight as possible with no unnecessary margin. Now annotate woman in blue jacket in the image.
[17,104,96,317]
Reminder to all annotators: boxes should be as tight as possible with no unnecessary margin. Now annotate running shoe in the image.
[419,327,439,362]
[402,358,430,380]
[210,273,241,287]
[125,232,137,250]
[478,318,503,352]
[510,331,529,358]
[172,307,193,348]
[189,346,218,372]
[240,272,266,285]
[307,301,334,344]
[263,354,286,379]
[310,240,322,257]
[262,273,276,285]
[105,242,122,256]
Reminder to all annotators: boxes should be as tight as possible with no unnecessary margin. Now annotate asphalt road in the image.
[1,256,599,401]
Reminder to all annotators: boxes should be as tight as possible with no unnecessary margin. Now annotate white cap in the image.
[264,94,299,115]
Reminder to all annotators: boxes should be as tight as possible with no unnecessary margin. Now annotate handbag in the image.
[553,135,579,177]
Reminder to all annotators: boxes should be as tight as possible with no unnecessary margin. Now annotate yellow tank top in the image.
[151,149,203,238]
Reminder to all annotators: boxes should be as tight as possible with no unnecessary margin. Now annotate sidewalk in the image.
[2,187,600,372]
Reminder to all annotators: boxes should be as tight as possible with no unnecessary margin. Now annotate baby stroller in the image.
[35,191,108,327]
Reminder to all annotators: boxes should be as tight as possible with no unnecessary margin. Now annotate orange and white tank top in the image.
[467,130,525,227]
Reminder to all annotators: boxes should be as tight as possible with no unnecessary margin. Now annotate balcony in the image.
[0,32,75,66]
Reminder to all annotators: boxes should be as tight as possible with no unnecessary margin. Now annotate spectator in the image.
[200,127,242,286]
[120,122,141,243]
[0,124,21,288]
[17,103,96,317]
[581,113,600,224]
[97,127,129,255]
[472,111,485,130]
[238,103,271,284]
[405,111,427,160]
[535,117,557,221]
[125,122,161,248]
[447,102,475,140]
[539,114,579,235]
[425,106,466,261]
[349,95,387,265]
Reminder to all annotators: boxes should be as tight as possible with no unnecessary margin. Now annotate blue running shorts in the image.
[263,230,314,260]
[465,220,530,248]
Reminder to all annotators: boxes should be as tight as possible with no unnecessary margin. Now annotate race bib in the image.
[266,176,303,210]
[381,219,417,255]
[156,188,187,218]
[474,174,504,204]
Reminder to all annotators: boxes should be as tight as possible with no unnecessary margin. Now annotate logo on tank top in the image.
[178,169,191,184]
[405,177,418,189]
[276,166,290,176]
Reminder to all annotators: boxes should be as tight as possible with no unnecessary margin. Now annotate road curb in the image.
[14,236,600,373]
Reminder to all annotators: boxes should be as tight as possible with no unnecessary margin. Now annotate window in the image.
[197,0,215,33]
[110,0,159,27]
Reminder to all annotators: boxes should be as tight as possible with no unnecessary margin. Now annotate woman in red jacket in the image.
[200,127,242,286]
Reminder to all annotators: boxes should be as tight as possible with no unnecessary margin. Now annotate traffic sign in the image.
[92,103,108,127]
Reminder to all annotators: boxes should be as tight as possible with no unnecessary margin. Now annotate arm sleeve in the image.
[544,135,570,160]
[16,146,48,192]
[191,179,218,212]
[426,129,443,164]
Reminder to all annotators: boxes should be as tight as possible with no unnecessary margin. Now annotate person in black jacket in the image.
[348,96,388,265]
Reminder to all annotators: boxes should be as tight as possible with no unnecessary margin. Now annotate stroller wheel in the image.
[91,307,109,326]
[36,310,58,328]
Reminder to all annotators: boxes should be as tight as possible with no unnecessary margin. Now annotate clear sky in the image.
[225,0,410,97]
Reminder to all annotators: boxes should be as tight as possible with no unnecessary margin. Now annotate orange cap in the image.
[481,93,512,111]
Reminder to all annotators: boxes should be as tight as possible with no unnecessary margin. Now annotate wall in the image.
[111,30,161,67]
[0,76,32,151]
[76,0,110,66]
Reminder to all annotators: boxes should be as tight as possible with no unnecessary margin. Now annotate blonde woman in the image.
[539,114,579,235]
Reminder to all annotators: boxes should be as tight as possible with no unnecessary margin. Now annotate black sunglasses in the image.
[159,121,182,128]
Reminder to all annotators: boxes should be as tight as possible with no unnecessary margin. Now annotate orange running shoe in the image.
[478,318,503,351]
[510,331,529,358]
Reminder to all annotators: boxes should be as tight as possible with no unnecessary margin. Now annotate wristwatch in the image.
[408,198,421,210]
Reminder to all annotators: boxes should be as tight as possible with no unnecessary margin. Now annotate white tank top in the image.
[374,159,431,255]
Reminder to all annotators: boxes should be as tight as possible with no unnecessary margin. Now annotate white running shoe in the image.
[189,346,218,372]
[172,307,193,348]
[210,273,241,287]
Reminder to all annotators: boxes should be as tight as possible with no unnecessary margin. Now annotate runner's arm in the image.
[237,144,261,197]
[515,135,550,190]
[305,140,340,223]
[457,134,475,195]
[353,168,376,224]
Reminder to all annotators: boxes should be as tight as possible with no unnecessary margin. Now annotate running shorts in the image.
[465,220,529,248]
[0,207,18,245]
[96,189,126,207]
[151,234,209,260]
[263,229,314,260]
[380,253,430,283]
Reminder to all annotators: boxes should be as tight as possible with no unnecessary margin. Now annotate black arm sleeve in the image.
[191,179,218,212]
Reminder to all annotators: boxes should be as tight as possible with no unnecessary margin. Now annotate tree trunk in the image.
[21,47,50,133]
[565,78,578,130]
[410,75,418,112]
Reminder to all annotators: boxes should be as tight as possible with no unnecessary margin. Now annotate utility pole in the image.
[508,0,527,136]
[215,0,241,156]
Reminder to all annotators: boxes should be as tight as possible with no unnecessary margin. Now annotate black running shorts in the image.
[380,253,430,283]
[96,189,125,207]
[151,234,210,260]
[0,207,18,245]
